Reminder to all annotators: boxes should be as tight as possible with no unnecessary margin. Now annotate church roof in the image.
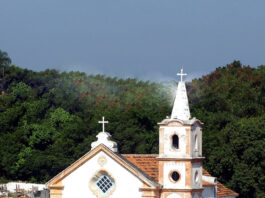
[122,154,238,197]
[217,182,239,198]
[122,154,159,182]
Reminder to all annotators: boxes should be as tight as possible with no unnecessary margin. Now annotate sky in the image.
[1,0,265,81]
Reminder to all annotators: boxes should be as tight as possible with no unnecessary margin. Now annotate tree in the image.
[206,116,265,198]
[0,50,11,74]
[0,50,11,91]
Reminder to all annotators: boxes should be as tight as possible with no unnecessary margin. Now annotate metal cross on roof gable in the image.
[98,116,109,132]
[177,68,187,82]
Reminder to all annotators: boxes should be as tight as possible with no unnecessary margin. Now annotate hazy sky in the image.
[1,0,265,81]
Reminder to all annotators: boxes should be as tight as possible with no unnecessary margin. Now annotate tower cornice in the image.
[156,157,205,162]
[158,118,203,126]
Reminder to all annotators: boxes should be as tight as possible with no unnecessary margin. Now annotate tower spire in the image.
[171,68,191,120]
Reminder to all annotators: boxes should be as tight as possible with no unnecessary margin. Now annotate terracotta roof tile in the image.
[202,169,212,177]
[122,154,159,182]
[217,181,239,197]
[122,154,238,197]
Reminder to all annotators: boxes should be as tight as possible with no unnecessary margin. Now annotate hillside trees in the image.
[208,116,265,198]
[189,61,265,198]
[0,52,172,182]
[0,50,264,197]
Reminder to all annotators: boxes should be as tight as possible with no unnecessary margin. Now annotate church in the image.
[46,69,238,198]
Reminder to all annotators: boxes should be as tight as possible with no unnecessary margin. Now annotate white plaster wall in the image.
[192,162,202,188]
[162,126,189,157]
[202,186,216,198]
[163,161,186,188]
[62,151,142,198]
[167,193,182,198]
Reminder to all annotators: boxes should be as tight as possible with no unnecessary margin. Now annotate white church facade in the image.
[46,69,238,198]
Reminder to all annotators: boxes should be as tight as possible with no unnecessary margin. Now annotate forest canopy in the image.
[0,50,264,198]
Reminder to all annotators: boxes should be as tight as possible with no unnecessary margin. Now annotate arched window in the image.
[172,135,179,149]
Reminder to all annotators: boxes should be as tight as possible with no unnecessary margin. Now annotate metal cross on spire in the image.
[98,116,109,132]
[177,68,187,82]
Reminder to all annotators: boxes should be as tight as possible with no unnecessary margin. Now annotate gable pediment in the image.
[46,144,160,188]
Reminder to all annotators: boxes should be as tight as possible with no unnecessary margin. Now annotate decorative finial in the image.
[98,116,109,132]
[177,68,187,82]
[92,117,118,152]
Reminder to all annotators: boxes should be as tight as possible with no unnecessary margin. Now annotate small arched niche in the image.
[194,134,198,151]
[172,134,179,149]
[194,170,199,183]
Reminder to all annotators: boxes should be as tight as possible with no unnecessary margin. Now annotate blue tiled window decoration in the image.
[96,175,114,194]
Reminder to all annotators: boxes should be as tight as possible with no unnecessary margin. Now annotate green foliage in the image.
[0,52,171,183]
[189,61,265,198]
[0,51,264,198]
[0,50,11,66]
[207,117,265,198]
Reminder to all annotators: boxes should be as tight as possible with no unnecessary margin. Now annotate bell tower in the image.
[158,69,204,198]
